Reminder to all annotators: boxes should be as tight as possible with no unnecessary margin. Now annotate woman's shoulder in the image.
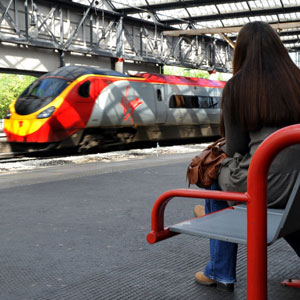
[248,127,281,145]
[250,127,280,137]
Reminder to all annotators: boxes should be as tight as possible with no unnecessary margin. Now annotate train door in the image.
[154,85,167,124]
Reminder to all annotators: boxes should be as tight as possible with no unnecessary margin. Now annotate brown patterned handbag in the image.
[186,138,228,188]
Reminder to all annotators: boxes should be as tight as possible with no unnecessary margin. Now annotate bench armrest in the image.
[147,188,248,244]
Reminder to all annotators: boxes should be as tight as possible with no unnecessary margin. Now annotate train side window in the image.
[185,96,200,108]
[211,97,220,108]
[198,96,210,108]
[156,89,162,101]
[169,95,185,108]
[176,95,185,107]
[169,95,200,108]
[169,96,176,108]
[192,96,200,108]
[170,95,220,109]
[78,81,90,98]
[198,96,220,108]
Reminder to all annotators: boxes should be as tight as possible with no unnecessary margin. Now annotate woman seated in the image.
[194,21,300,291]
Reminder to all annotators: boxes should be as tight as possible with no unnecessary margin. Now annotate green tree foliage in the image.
[0,74,36,118]
[163,65,232,81]
[164,66,210,78]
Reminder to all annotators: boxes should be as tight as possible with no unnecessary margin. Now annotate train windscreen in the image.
[15,78,69,115]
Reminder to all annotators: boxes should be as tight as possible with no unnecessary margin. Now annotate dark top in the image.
[218,97,300,208]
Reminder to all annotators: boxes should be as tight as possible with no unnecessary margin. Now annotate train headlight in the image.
[4,110,11,119]
[37,106,56,119]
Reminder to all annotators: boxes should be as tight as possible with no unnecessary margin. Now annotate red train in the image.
[4,65,225,152]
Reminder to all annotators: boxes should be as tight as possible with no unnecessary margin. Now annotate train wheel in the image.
[78,134,102,153]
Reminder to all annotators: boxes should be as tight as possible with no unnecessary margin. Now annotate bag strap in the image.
[206,137,226,150]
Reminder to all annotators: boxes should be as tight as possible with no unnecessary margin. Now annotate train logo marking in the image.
[19,121,23,127]
[120,85,143,123]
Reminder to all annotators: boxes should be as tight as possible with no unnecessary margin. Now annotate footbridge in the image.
[0,0,233,75]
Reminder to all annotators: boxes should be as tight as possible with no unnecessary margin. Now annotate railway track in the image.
[0,129,212,174]
[0,140,208,175]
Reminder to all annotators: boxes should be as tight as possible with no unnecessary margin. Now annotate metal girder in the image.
[229,28,300,43]
[280,30,300,37]
[163,6,300,25]
[0,0,233,73]
[163,21,300,36]
[0,0,21,36]
[63,0,95,50]
[283,38,300,45]
[35,5,59,45]
[104,0,116,11]
[115,0,249,15]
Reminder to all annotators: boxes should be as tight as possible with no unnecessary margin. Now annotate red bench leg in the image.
[281,279,300,288]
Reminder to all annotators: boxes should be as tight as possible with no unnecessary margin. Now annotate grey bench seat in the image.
[169,174,300,245]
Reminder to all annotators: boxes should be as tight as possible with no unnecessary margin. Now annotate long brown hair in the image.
[220,21,300,135]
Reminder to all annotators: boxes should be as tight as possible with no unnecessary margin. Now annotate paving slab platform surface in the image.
[0,153,299,300]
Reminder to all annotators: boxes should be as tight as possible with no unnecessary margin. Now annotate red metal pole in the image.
[247,124,300,300]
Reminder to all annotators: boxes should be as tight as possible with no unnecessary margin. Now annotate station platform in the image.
[0,153,299,300]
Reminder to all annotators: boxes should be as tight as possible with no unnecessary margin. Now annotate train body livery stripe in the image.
[134,73,226,88]
[4,70,226,144]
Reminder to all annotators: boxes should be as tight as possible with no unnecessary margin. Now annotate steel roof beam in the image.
[114,0,249,14]
[0,0,232,72]
[279,30,300,37]
[105,0,116,10]
[229,29,300,41]
[35,0,172,30]
[164,21,300,36]
[282,38,300,44]
[0,0,22,36]
[162,6,300,25]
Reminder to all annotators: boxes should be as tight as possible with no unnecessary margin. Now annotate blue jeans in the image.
[204,182,238,284]
[203,183,300,284]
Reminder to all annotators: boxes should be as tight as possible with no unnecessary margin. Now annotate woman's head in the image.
[233,21,288,74]
[222,21,300,132]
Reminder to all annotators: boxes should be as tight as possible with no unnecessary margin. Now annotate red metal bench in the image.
[147,124,300,300]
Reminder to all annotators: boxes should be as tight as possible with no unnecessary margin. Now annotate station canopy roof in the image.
[83,0,300,51]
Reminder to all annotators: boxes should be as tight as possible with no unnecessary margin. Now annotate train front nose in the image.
[4,110,54,142]
[4,76,70,143]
